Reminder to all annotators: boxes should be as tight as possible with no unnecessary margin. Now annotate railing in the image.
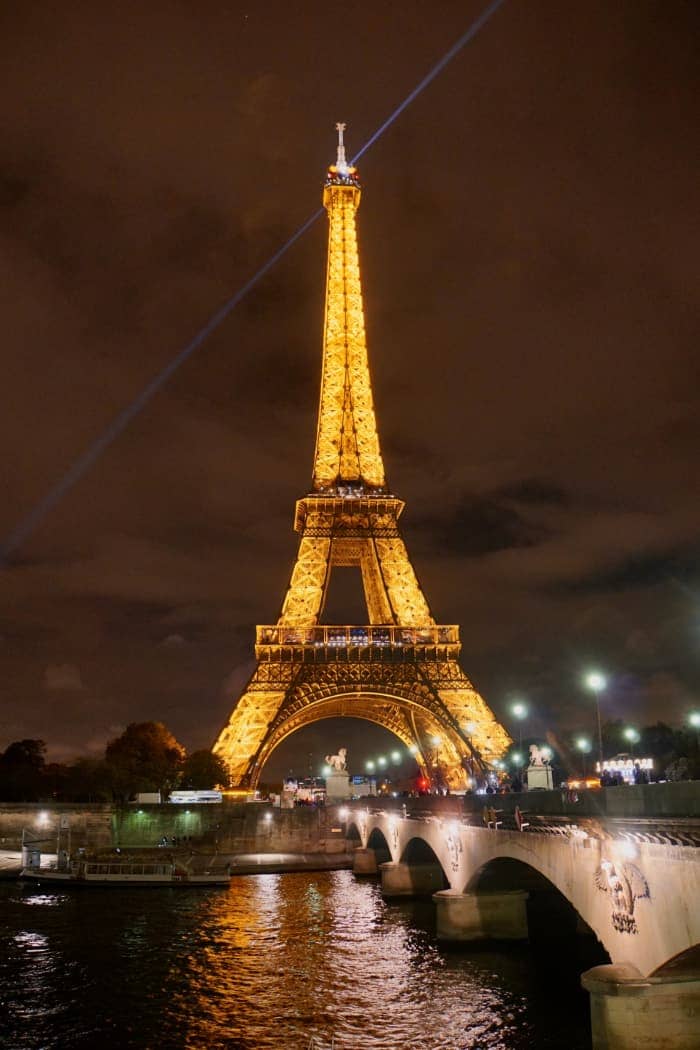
[256,625,460,648]
[346,793,700,844]
[85,863,173,876]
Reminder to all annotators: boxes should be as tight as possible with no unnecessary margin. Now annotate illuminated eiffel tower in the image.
[214,125,510,789]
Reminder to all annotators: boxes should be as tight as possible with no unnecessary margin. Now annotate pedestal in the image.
[582,964,700,1050]
[433,890,529,941]
[379,861,444,899]
[526,764,553,790]
[352,847,378,876]
[324,772,350,800]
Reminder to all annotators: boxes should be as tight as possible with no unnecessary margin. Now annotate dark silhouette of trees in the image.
[62,758,114,802]
[180,749,228,790]
[105,722,185,800]
[0,739,47,801]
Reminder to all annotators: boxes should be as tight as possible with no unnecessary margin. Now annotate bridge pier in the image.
[582,964,700,1050]
[433,890,529,942]
[352,847,379,876]
[379,861,444,898]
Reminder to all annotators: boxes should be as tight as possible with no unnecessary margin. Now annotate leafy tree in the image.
[600,719,626,757]
[180,750,228,790]
[2,739,47,768]
[42,761,70,800]
[0,739,47,801]
[63,758,114,802]
[105,722,185,800]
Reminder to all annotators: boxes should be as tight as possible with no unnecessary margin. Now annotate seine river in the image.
[0,871,593,1049]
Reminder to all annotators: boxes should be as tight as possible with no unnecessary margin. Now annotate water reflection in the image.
[0,872,590,1050]
[163,872,534,1049]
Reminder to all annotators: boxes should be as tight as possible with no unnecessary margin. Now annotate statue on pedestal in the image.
[325,748,347,772]
[324,748,350,801]
[526,744,553,790]
[528,744,549,767]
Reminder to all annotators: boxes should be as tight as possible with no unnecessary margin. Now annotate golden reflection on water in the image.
[0,873,592,1050]
[162,871,525,1050]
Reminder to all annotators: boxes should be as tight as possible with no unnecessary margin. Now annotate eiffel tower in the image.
[214,125,510,789]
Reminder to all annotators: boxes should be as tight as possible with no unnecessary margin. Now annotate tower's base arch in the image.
[217,683,492,791]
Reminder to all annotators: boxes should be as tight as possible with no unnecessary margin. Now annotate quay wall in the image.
[0,802,347,854]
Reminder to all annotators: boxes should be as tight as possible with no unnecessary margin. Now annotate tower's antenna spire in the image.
[335,121,348,172]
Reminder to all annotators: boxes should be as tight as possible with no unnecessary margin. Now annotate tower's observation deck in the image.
[213,126,510,789]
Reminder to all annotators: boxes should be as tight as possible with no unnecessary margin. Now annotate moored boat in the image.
[21,854,231,887]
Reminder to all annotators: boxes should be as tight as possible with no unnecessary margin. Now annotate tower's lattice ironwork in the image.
[214,126,510,789]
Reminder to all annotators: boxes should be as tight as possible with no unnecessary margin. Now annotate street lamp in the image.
[584,671,607,773]
[431,735,442,791]
[463,721,476,783]
[576,737,591,778]
[623,727,639,756]
[365,760,375,772]
[511,701,528,750]
[689,712,700,745]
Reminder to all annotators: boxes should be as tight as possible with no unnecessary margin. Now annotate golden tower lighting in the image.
[213,126,510,789]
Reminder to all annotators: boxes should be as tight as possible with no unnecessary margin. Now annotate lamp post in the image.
[431,735,442,792]
[463,721,476,785]
[584,672,607,775]
[511,701,528,750]
[623,727,639,756]
[689,712,700,748]
[510,751,523,789]
[576,737,591,778]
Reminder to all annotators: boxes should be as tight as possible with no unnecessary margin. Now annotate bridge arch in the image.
[460,838,616,963]
[465,855,609,958]
[400,836,450,889]
[345,821,362,847]
[366,827,392,865]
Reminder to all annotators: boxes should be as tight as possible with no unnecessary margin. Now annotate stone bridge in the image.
[345,795,700,1050]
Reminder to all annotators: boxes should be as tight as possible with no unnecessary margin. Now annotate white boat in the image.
[21,856,231,887]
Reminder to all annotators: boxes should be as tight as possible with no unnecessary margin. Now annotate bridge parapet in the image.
[458,780,700,820]
[347,782,700,846]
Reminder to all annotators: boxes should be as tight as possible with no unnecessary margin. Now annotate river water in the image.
[0,871,593,1050]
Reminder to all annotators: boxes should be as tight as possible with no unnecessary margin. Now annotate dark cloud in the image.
[415,491,552,557]
[1,0,699,770]
[552,544,700,595]
[496,479,570,507]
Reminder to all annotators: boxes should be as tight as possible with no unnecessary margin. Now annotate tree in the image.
[601,719,626,757]
[0,739,47,801]
[105,722,185,800]
[63,758,114,802]
[180,750,228,790]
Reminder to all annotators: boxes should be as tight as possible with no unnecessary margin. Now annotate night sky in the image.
[1,1,698,779]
